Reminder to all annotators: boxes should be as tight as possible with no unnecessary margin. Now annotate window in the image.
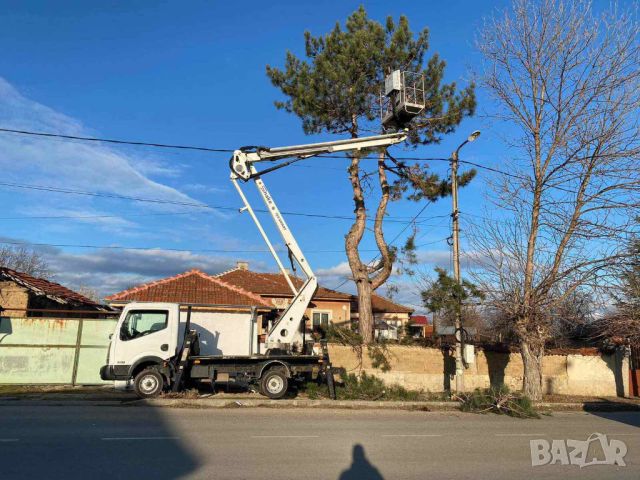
[120,310,168,341]
[312,311,331,331]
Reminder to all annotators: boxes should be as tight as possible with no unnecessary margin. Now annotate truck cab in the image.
[100,302,180,386]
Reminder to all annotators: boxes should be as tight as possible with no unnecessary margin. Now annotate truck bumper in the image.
[100,365,130,381]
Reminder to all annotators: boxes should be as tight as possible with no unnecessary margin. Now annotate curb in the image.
[136,398,459,410]
[0,396,638,412]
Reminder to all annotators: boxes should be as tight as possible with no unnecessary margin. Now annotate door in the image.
[113,306,177,370]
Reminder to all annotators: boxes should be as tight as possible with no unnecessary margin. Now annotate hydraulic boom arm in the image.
[230,131,407,352]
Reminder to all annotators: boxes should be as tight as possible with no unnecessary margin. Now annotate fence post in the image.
[71,318,84,386]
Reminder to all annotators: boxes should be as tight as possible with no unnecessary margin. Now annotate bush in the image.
[301,381,326,400]
[456,385,539,419]
[299,372,435,401]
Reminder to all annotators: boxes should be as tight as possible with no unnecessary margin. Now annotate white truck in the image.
[100,130,410,399]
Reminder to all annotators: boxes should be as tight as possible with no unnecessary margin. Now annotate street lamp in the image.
[450,130,480,393]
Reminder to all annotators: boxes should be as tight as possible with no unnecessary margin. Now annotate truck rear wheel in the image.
[134,368,164,398]
[260,369,288,399]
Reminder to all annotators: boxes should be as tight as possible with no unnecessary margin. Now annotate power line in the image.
[0,180,447,224]
[414,236,450,248]
[0,211,200,221]
[0,239,382,254]
[328,201,434,291]
[0,127,233,153]
[0,126,524,180]
[0,126,452,160]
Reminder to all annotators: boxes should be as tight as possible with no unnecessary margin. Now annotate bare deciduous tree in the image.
[598,237,640,344]
[474,0,640,399]
[0,245,51,278]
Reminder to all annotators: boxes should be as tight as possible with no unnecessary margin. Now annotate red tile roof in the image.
[0,267,102,308]
[350,294,414,314]
[105,269,271,307]
[410,315,430,325]
[217,268,351,301]
[218,267,413,314]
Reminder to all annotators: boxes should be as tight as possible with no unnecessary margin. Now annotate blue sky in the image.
[0,0,523,308]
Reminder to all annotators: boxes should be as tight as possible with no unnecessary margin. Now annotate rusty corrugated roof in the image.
[0,267,103,308]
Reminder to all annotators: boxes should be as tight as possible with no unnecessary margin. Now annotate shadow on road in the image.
[0,405,200,480]
[338,444,384,480]
[587,410,640,428]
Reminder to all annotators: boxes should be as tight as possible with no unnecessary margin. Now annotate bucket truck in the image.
[100,131,408,399]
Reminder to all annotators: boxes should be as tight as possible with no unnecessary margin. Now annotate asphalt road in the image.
[0,406,639,479]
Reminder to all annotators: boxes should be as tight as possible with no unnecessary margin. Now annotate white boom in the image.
[230,131,407,352]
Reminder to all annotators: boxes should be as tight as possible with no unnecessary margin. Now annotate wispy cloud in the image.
[0,77,202,212]
[316,261,352,278]
[182,183,226,194]
[16,206,136,230]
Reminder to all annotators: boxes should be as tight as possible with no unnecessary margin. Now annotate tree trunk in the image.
[356,279,375,344]
[520,339,544,401]
[343,119,376,343]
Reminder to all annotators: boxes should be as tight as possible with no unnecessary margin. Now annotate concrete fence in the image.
[0,317,117,385]
[0,316,630,397]
[328,344,630,397]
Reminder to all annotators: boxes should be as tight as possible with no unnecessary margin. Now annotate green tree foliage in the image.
[267,6,475,142]
[267,6,476,342]
[421,267,484,325]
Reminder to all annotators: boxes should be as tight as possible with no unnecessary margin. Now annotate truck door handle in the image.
[161,344,169,351]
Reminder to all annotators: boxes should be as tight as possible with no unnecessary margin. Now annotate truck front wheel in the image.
[134,368,164,398]
[260,369,288,399]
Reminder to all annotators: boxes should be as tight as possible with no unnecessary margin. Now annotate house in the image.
[105,262,415,339]
[105,269,276,339]
[350,293,414,340]
[218,262,414,337]
[216,262,352,333]
[0,267,110,318]
[407,315,434,338]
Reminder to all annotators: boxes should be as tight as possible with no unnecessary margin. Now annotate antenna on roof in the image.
[381,70,425,130]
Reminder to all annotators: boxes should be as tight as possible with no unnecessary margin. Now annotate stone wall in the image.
[327,344,629,397]
[0,281,29,317]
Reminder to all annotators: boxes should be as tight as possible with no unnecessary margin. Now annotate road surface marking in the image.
[251,435,319,439]
[0,439,19,442]
[495,433,546,437]
[101,437,179,441]
[382,434,442,437]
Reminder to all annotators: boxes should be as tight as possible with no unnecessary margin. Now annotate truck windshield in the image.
[120,310,168,341]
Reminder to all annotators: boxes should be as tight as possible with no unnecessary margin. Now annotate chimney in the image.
[236,261,249,271]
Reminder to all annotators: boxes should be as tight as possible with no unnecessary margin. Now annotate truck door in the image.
[113,305,179,370]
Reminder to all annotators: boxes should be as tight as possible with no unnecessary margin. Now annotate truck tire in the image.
[260,368,288,399]
[134,368,164,398]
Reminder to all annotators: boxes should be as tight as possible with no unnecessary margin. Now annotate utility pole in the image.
[450,130,480,393]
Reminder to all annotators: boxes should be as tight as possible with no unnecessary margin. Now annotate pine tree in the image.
[267,6,475,342]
